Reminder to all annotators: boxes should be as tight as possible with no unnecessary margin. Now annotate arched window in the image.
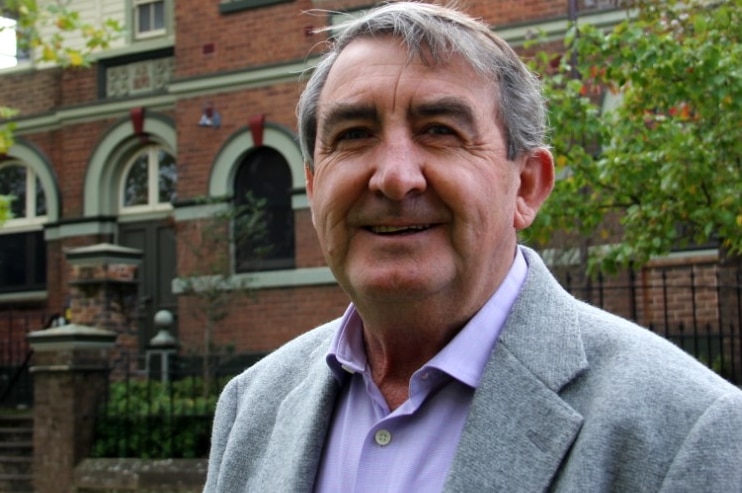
[0,162,47,223]
[0,161,48,293]
[233,147,294,272]
[119,145,177,213]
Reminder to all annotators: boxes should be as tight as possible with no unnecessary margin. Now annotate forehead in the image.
[317,37,496,118]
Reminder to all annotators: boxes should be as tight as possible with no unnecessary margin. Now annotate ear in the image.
[513,148,554,231]
[304,164,316,226]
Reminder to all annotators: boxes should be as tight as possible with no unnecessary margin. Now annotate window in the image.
[0,163,47,225]
[120,146,176,213]
[134,0,167,39]
[234,147,295,272]
[0,163,48,293]
[0,230,46,293]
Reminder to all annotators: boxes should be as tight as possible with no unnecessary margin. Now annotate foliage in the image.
[525,0,742,272]
[2,0,122,67]
[0,190,11,225]
[92,377,225,459]
[0,107,18,156]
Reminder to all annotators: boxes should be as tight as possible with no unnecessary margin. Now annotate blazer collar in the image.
[444,247,587,492]
[250,332,340,492]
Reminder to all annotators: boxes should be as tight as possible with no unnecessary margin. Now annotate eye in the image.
[422,124,459,137]
[337,127,371,141]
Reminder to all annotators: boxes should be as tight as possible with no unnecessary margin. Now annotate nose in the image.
[368,133,427,200]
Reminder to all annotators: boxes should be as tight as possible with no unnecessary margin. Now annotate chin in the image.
[348,273,446,302]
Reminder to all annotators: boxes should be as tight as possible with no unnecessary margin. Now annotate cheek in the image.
[437,169,518,237]
[310,177,357,240]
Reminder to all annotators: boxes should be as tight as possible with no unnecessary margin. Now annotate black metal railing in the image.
[92,351,265,459]
[0,308,49,408]
[560,263,742,385]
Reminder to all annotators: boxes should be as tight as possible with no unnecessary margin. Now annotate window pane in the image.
[153,1,165,30]
[157,150,177,204]
[0,231,26,287]
[0,230,46,292]
[234,148,295,272]
[138,4,151,32]
[0,165,26,218]
[35,175,47,216]
[124,152,150,206]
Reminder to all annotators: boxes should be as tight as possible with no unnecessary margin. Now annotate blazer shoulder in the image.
[222,319,339,404]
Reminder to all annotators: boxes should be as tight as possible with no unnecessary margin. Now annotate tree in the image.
[175,194,270,397]
[526,0,742,272]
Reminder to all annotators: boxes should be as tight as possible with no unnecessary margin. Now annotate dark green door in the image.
[119,220,177,353]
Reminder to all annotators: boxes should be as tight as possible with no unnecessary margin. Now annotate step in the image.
[0,413,33,493]
[0,428,32,443]
[0,456,32,463]
[0,474,33,493]
[0,416,33,428]
[0,442,32,452]
[0,473,32,480]
[0,462,32,476]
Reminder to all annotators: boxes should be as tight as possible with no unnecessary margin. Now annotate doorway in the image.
[118,219,177,353]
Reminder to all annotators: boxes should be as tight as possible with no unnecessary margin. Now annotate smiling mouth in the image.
[368,225,432,235]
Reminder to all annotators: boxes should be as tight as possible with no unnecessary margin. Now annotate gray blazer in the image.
[204,248,742,492]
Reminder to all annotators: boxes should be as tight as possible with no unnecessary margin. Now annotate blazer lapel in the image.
[444,248,588,493]
[251,345,340,492]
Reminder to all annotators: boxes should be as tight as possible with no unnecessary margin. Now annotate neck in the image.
[357,300,470,410]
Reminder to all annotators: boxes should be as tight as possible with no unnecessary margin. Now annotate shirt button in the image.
[374,429,392,446]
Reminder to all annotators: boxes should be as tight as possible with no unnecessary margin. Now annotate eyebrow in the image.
[318,104,378,138]
[317,97,480,137]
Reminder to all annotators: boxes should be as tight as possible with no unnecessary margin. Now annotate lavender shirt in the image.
[314,248,528,492]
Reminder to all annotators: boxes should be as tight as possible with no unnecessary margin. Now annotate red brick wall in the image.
[468,0,568,26]
[60,65,98,107]
[177,283,349,352]
[173,0,569,82]
[637,258,721,330]
[56,121,113,216]
[174,0,320,79]
[0,68,62,117]
[296,208,325,268]
[175,82,300,199]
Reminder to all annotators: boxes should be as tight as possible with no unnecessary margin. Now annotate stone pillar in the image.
[27,326,117,493]
[26,243,142,493]
[65,243,142,373]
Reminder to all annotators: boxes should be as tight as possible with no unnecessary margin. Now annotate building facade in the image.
[0,0,639,363]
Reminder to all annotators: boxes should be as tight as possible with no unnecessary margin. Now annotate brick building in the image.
[0,0,688,364]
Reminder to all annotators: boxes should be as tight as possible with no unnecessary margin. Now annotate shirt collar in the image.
[326,247,529,387]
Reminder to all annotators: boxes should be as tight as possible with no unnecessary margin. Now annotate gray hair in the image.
[297,2,548,170]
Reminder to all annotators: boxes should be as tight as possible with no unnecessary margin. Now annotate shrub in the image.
[92,377,224,459]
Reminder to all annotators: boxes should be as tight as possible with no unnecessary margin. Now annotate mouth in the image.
[367,225,433,235]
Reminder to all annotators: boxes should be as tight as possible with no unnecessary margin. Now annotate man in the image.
[204,3,742,492]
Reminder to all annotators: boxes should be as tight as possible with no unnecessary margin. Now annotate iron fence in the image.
[92,351,265,459]
[560,262,741,385]
[0,308,49,408]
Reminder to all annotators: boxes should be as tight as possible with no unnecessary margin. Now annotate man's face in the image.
[307,37,551,314]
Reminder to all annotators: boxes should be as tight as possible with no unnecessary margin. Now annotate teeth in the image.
[371,225,430,234]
